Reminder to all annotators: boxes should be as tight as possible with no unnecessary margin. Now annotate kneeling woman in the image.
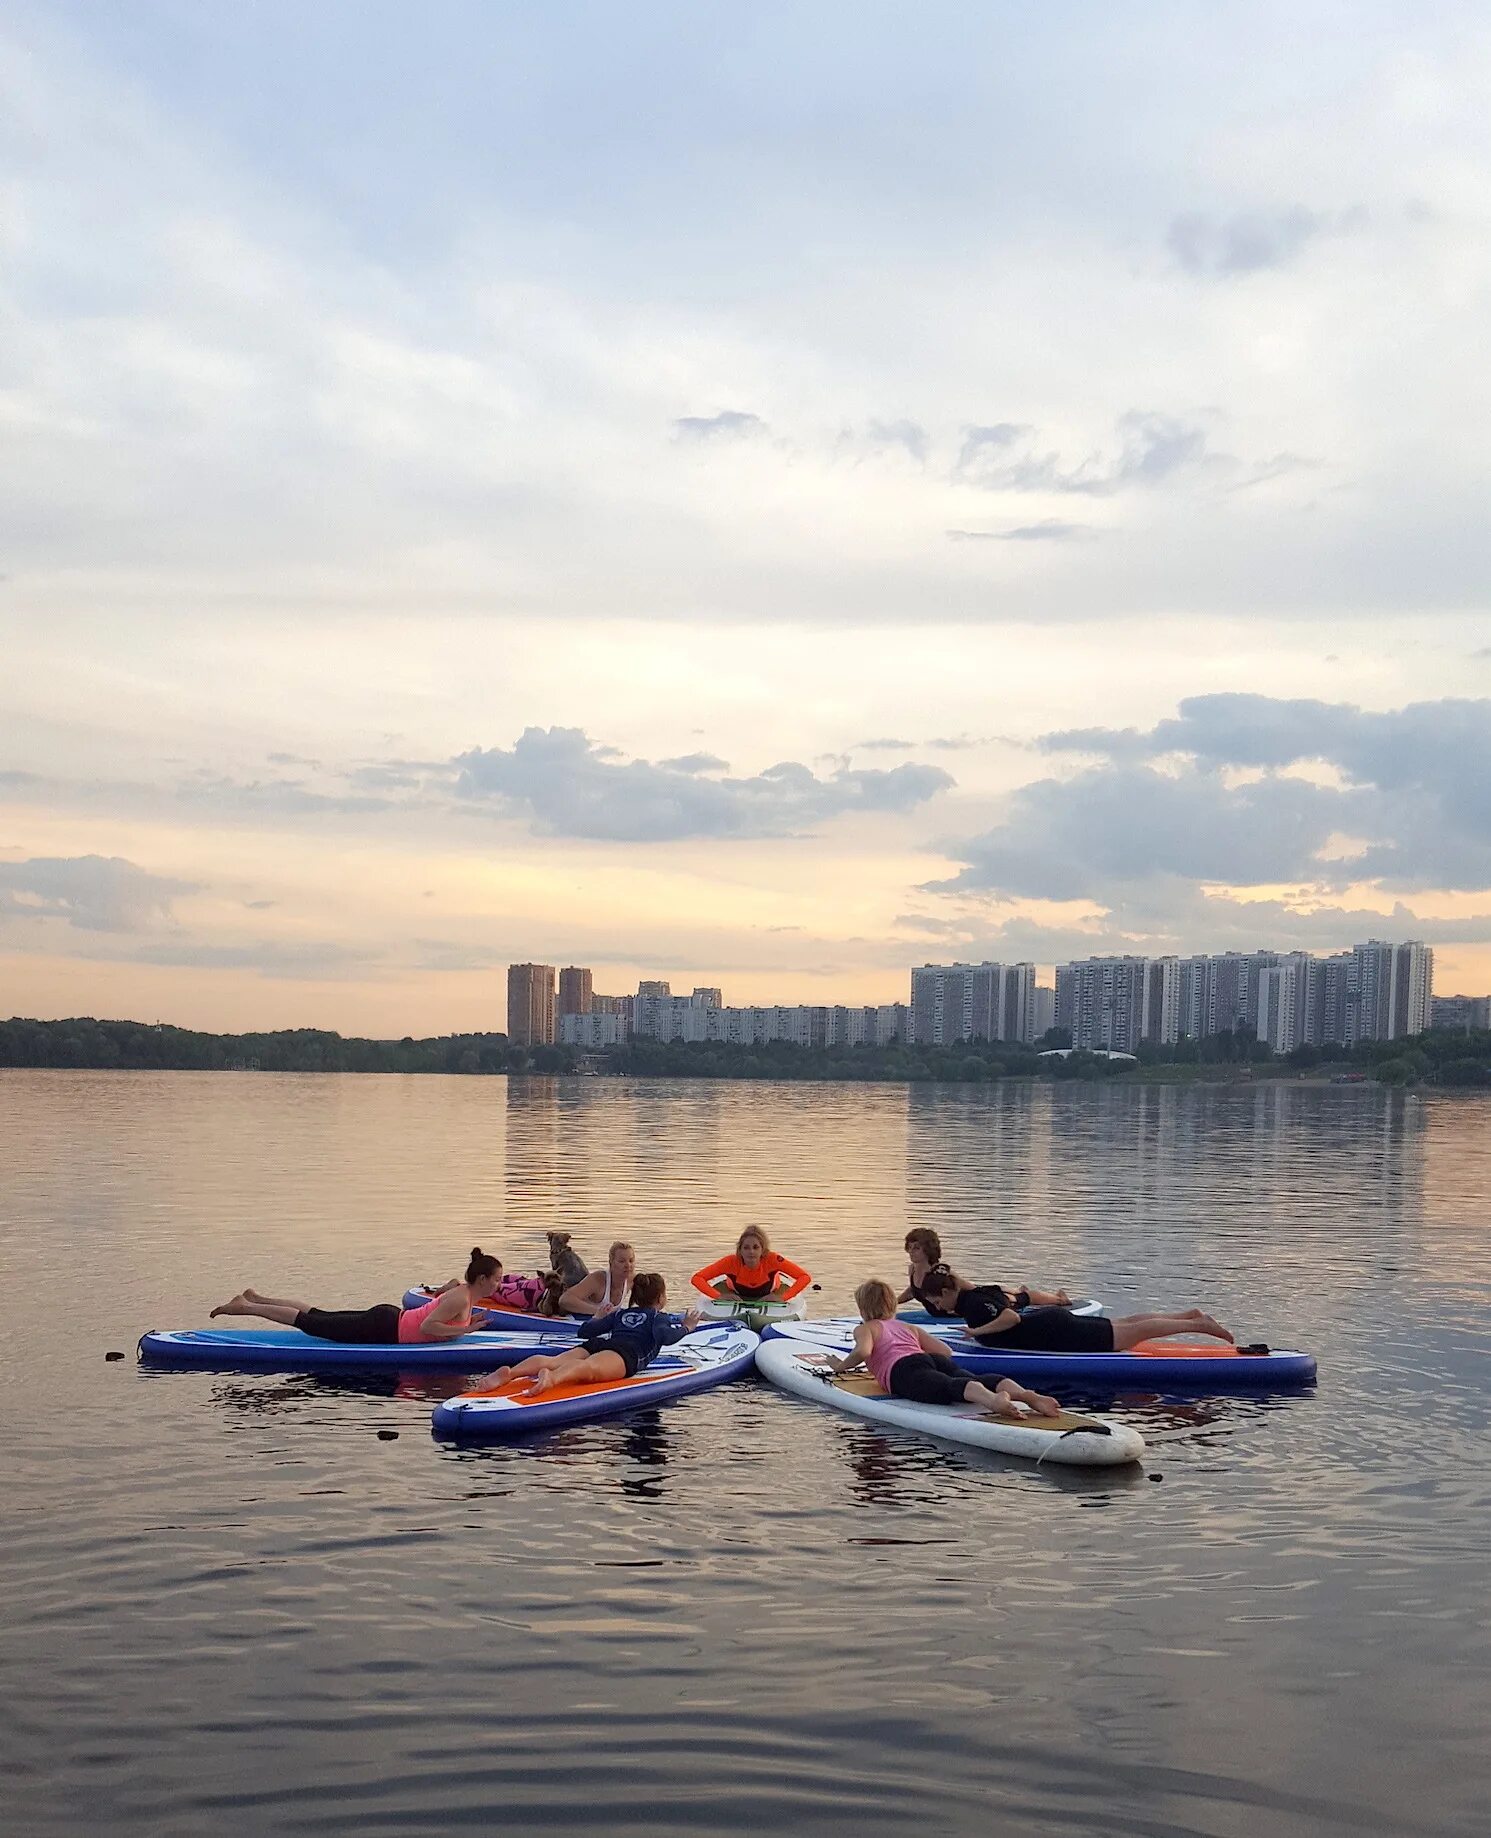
[210,1248,505,1344]
[918,1267,1234,1353]
[691,1228,811,1306]
[485,1273,701,1396]
[829,1279,1060,1418]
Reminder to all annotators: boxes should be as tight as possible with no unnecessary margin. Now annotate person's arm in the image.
[1024,1286,1070,1306]
[912,1324,959,1357]
[827,1322,874,1376]
[963,1307,1023,1340]
[770,1255,812,1301]
[656,1308,703,1347]
[896,1286,915,1306]
[560,1273,602,1315]
[577,1309,614,1345]
[418,1290,478,1340]
[690,1255,734,1297]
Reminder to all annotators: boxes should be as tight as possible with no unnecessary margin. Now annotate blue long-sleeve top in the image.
[578,1306,690,1370]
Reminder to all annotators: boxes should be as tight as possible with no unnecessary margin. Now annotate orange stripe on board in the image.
[459,1368,689,1406]
[1129,1340,1240,1359]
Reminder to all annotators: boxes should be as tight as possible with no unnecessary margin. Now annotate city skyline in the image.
[517,937,1470,1057]
[3,8,1491,1036]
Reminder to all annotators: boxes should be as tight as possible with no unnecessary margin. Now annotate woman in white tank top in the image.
[558,1240,636,1316]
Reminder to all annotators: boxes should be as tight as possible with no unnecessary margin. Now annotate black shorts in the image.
[295,1303,402,1345]
[887,1351,969,1407]
[589,1336,643,1377]
[975,1307,1114,1353]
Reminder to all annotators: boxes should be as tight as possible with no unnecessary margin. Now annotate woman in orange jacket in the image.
[691,1227,811,1305]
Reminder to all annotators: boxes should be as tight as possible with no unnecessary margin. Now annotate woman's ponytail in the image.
[466,1246,501,1282]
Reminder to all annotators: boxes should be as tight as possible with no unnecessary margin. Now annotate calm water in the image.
[1,1071,1488,1837]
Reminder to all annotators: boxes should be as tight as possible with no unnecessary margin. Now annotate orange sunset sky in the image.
[3,8,1490,1035]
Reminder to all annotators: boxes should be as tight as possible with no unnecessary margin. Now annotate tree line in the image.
[3,1014,1488,1086]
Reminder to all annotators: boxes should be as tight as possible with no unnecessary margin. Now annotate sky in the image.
[2,0,1490,1035]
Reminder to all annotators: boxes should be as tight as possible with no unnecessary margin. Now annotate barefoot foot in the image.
[209,1293,247,1318]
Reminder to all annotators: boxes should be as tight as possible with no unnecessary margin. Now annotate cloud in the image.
[854,420,929,464]
[948,520,1098,542]
[911,883,1491,965]
[856,738,915,752]
[933,693,1491,909]
[0,854,196,931]
[657,752,728,773]
[1166,206,1368,276]
[453,726,954,841]
[927,734,993,751]
[175,774,393,817]
[672,411,767,441]
[267,751,322,768]
[954,411,1212,495]
[930,766,1347,902]
[129,938,377,978]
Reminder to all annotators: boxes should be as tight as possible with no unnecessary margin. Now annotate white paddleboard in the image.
[698,1292,808,1330]
[753,1336,1144,1467]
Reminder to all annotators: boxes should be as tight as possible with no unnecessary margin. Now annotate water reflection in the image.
[5,1070,1491,1838]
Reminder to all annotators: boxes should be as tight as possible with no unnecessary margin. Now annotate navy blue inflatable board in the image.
[432,1324,759,1439]
[137,1325,584,1373]
[754,1336,1144,1466]
[761,1319,1317,1388]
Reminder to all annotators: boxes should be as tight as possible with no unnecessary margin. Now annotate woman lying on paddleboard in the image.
[899,1227,1071,1315]
[691,1228,811,1305]
[484,1272,701,1396]
[917,1265,1234,1354]
[210,1248,505,1345]
[827,1279,1061,1417]
[559,1240,637,1316]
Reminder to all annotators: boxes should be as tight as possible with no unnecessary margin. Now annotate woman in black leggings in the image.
[826,1279,1062,1417]
[209,1248,506,1344]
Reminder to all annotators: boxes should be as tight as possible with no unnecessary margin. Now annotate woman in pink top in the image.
[825,1278,1062,1418]
[210,1248,505,1345]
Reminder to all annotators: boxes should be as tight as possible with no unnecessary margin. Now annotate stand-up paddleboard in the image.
[762,1320,1317,1388]
[137,1325,586,1373]
[698,1291,809,1331]
[754,1337,1143,1466]
[432,1324,759,1439]
[900,1297,1102,1326]
[402,1286,584,1333]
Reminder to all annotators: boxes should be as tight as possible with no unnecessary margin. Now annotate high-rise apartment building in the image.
[1053,940,1433,1052]
[1346,940,1433,1042]
[507,963,556,1046]
[909,962,1038,1045]
[1055,957,1149,1052]
[1032,985,1055,1039]
[637,979,672,998]
[558,1011,625,1047]
[1431,994,1490,1031]
[557,966,593,1017]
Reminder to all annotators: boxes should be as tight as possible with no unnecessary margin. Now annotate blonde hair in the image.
[608,1241,635,1264]
[736,1227,771,1257]
[855,1278,898,1321]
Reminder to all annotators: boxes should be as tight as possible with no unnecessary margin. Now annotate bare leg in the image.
[209,1294,302,1326]
[243,1288,310,1312]
[969,1377,1061,1417]
[527,1350,627,1395]
[1110,1312,1233,1349]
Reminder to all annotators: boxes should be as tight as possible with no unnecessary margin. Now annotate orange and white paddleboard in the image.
[431,1324,759,1438]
